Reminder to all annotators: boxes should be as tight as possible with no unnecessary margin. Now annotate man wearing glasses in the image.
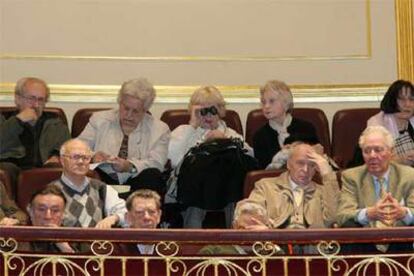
[19,184,75,253]
[50,139,127,229]
[337,126,414,253]
[119,189,162,255]
[0,77,70,193]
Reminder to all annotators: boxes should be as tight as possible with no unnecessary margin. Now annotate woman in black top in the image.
[253,80,319,169]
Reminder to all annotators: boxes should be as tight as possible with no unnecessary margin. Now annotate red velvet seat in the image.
[245,108,331,155]
[71,108,110,137]
[160,109,244,135]
[16,168,100,210]
[0,106,68,126]
[331,108,380,168]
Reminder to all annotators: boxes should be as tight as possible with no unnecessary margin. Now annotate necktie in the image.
[293,186,304,207]
[375,177,391,252]
[118,134,129,159]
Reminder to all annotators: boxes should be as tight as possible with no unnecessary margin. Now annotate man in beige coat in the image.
[337,126,414,252]
[248,142,339,229]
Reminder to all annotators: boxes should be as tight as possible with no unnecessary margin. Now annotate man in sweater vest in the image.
[50,139,127,228]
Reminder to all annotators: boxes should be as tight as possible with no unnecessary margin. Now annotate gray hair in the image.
[15,77,50,101]
[359,125,395,149]
[117,78,156,110]
[233,199,269,225]
[260,80,294,114]
[59,138,92,156]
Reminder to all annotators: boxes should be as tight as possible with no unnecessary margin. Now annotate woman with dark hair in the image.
[367,79,414,165]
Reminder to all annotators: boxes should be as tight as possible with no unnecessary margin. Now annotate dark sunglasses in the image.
[199,106,218,116]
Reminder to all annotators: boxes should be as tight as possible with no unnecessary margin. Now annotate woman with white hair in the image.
[253,80,319,169]
[78,78,170,198]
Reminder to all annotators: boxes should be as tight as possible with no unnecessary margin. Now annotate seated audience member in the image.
[199,200,283,255]
[120,189,162,255]
[248,143,339,229]
[253,80,319,169]
[0,77,70,193]
[350,80,414,167]
[20,184,74,253]
[337,126,414,253]
[49,139,127,228]
[0,180,27,226]
[167,85,254,228]
[78,78,170,197]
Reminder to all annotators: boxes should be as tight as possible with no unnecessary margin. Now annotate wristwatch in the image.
[129,164,137,174]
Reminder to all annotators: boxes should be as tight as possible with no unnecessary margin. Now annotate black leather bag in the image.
[177,138,258,210]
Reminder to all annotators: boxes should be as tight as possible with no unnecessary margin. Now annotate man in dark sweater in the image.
[0,77,70,195]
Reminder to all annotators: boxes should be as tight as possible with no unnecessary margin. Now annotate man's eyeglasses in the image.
[134,208,159,217]
[33,206,63,215]
[18,94,47,104]
[362,146,387,155]
[62,154,92,162]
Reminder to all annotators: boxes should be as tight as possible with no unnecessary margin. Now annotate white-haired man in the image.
[337,125,414,252]
[78,78,170,197]
[49,139,127,229]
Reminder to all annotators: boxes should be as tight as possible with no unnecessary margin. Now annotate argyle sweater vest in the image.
[52,178,106,228]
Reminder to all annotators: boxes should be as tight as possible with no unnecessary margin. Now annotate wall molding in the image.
[0,83,388,104]
[395,0,414,81]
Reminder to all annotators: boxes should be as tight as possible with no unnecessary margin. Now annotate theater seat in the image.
[0,106,68,126]
[16,168,100,210]
[0,169,13,198]
[331,108,380,168]
[243,169,285,198]
[71,108,110,137]
[245,108,331,155]
[160,109,243,135]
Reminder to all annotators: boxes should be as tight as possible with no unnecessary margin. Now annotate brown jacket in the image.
[0,181,27,224]
[248,171,339,228]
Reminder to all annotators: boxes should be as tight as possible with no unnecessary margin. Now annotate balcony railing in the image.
[1,226,413,276]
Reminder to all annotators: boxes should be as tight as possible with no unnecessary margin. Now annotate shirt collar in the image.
[61,173,90,193]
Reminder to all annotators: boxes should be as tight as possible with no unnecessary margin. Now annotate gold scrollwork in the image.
[317,240,341,257]
[155,241,180,257]
[0,237,18,253]
[345,256,414,276]
[90,240,114,256]
[252,241,281,257]
[20,256,90,276]
[185,258,251,276]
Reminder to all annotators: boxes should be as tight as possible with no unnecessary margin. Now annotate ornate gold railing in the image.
[0,227,413,276]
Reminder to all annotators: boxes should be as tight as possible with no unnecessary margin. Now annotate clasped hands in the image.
[367,193,407,225]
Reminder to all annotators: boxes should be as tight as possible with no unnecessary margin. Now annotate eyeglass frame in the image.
[62,154,93,162]
[18,93,47,104]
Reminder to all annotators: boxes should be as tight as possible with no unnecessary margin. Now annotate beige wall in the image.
[0,0,398,86]
[0,0,412,136]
